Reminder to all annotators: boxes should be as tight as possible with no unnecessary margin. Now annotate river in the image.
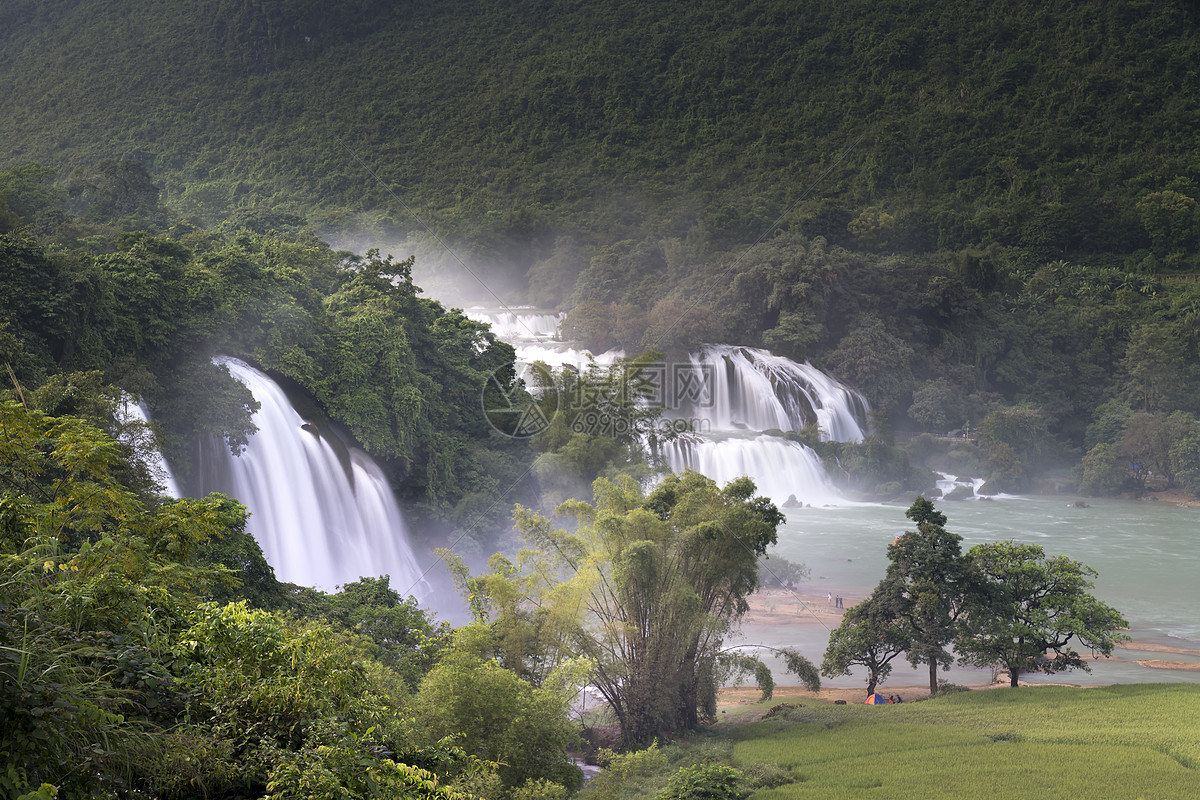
[734,493,1200,688]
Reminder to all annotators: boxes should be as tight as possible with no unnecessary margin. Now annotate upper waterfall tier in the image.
[459,302,871,505]
[464,306,564,341]
[678,345,869,441]
[196,357,426,594]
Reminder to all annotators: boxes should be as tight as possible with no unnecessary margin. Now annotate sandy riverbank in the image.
[1144,488,1200,508]
[742,588,856,627]
[737,588,1200,680]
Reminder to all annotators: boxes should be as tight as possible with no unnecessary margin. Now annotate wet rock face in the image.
[942,484,976,501]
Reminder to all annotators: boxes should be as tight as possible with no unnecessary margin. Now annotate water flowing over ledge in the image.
[465,308,871,506]
[673,345,869,443]
[195,356,426,594]
[661,345,870,507]
[464,306,564,341]
[116,394,182,498]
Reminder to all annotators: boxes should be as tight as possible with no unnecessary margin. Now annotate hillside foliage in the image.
[4,1,1200,491]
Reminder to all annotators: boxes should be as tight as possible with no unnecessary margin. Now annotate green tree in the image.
[656,764,749,800]
[1119,322,1194,412]
[442,551,572,688]
[324,575,451,689]
[827,315,914,412]
[1135,188,1197,256]
[1170,428,1200,495]
[0,400,250,798]
[1077,442,1130,496]
[907,378,966,432]
[885,497,977,695]
[977,404,1052,489]
[956,541,1129,687]
[1120,411,1196,489]
[413,639,582,794]
[513,471,787,746]
[1084,399,1134,451]
[821,576,909,695]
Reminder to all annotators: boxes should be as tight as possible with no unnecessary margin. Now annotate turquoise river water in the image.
[730,494,1200,689]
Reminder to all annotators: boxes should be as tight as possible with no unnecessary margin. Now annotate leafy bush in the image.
[739,762,795,790]
[655,765,749,800]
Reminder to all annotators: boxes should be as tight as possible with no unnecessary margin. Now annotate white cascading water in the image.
[674,345,869,441]
[116,394,182,498]
[465,306,563,341]
[467,308,870,506]
[202,356,425,594]
[662,345,870,507]
[464,307,625,368]
[934,472,1016,500]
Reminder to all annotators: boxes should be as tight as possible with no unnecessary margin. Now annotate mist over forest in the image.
[3,2,1200,798]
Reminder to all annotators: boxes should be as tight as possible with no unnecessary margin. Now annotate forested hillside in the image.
[5,5,1200,797]
[2,0,1198,258]
[0,216,531,530]
[3,0,1200,493]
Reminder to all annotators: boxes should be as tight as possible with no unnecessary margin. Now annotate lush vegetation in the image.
[0,179,534,538]
[0,398,592,799]
[567,685,1200,799]
[3,0,1199,260]
[5,2,1200,492]
[446,471,818,748]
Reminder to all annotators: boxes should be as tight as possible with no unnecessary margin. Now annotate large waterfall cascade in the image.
[662,345,869,507]
[466,308,871,506]
[192,357,426,593]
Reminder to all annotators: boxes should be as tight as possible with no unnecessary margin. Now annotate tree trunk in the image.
[928,660,938,695]
[867,677,878,695]
[1009,667,1020,688]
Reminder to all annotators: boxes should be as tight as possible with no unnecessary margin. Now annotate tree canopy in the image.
[957,541,1129,687]
[821,498,1128,695]
[507,471,786,746]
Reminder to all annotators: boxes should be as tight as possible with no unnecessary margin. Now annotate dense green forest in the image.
[4,3,1200,794]
[3,0,1199,261]
[4,0,1200,496]
[0,206,532,532]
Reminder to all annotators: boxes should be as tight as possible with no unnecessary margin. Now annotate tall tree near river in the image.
[512,471,793,746]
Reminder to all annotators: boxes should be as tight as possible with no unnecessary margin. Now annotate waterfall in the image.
[197,356,425,594]
[465,306,625,368]
[674,345,869,442]
[660,345,870,506]
[464,306,564,341]
[116,394,182,498]
[464,304,871,506]
[661,435,840,506]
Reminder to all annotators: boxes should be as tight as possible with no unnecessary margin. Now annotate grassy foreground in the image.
[716,684,1200,799]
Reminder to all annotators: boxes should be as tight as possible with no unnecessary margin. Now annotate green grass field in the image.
[722,685,1200,799]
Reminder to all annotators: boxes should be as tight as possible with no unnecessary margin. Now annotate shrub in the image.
[655,764,749,800]
[740,762,795,789]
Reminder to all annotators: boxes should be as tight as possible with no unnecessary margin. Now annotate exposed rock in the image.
[942,484,975,501]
